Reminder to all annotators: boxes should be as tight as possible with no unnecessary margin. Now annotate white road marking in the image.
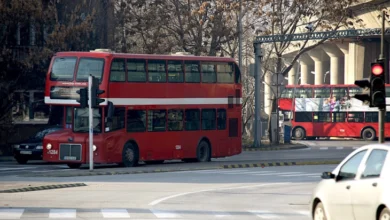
[149,182,290,206]
[0,209,24,219]
[319,147,328,150]
[214,212,231,218]
[150,209,179,218]
[353,147,359,149]
[336,147,344,150]
[101,209,130,218]
[248,210,280,219]
[222,171,275,175]
[252,172,303,176]
[296,210,311,216]
[49,209,76,218]
[0,167,37,171]
[279,173,320,177]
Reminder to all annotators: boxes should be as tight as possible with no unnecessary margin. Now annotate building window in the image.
[148,110,166,131]
[127,110,146,132]
[168,109,183,131]
[185,109,200,130]
[202,109,216,130]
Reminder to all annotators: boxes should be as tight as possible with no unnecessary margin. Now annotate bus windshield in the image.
[50,57,104,82]
[73,108,102,133]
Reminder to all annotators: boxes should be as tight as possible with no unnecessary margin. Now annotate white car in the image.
[309,143,390,220]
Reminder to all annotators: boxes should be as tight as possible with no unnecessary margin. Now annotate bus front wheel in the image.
[362,128,376,141]
[122,142,139,167]
[293,127,306,140]
[196,140,211,162]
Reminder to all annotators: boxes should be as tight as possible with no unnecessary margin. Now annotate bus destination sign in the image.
[50,86,83,100]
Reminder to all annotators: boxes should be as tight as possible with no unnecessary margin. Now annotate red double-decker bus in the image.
[42,49,242,168]
[279,84,390,141]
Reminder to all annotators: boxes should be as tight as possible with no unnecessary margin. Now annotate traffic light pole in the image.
[379,10,386,144]
[88,75,94,170]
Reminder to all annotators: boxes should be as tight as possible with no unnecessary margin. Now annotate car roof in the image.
[358,143,390,150]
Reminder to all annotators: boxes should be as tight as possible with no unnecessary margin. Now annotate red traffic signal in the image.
[371,63,384,76]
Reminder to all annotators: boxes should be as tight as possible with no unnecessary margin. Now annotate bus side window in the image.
[201,62,217,83]
[217,109,226,130]
[148,60,166,83]
[185,109,200,130]
[110,59,126,82]
[127,110,146,132]
[217,63,234,84]
[168,109,183,131]
[148,110,166,131]
[167,60,184,83]
[184,61,200,83]
[105,107,125,132]
[127,59,146,82]
[201,109,216,130]
[234,63,241,84]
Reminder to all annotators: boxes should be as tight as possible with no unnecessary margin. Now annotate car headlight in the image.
[46,143,52,150]
[36,145,43,150]
[13,145,20,149]
[93,145,97,151]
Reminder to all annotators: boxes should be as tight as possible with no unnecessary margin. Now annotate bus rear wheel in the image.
[293,127,306,140]
[122,142,139,167]
[67,163,82,169]
[362,128,375,141]
[197,140,211,162]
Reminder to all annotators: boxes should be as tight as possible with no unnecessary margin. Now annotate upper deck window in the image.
[217,63,234,83]
[281,88,293,98]
[314,88,330,98]
[167,60,184,83]
[148,60,166,83]
[201,62,217,83]
[50,57,77,81]
[76,58,105,82]
[110,58,126,82]
[127,59,146,82]
[185,61,200,83]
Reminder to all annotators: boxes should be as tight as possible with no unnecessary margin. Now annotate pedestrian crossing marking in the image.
[101,209,130,218]
[49,209,76,218]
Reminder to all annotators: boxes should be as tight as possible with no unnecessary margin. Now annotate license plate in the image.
[64,156,77,160]
[20,151,32,155]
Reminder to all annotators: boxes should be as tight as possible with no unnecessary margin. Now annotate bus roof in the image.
[54,50,237,63]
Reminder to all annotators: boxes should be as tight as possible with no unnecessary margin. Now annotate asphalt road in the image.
[0,145,352,177]
[0,164,337,220]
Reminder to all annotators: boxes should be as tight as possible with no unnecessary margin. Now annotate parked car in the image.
[309,143,390,220]
[13,126,63,164]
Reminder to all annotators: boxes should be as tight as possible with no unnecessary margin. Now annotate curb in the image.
[0,183,87,193]
[221,160,341,169]
[243,145,308,151]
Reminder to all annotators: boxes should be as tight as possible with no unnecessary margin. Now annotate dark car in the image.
[13,126,63,164]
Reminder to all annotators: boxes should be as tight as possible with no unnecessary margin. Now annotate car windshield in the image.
[34,127,62,140]
[73,108,102,133]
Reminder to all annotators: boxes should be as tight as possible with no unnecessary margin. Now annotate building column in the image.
[264,72,272,116]
[282,57,298,85]
[322,44,344,84]
[337,43,350,84]
[349,42,365,82]
[308,49,329,85]
[299,54,314,85]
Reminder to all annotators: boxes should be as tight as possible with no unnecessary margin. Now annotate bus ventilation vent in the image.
[91,49,113,53]
[229,118,238,137]
[171,52,193,56]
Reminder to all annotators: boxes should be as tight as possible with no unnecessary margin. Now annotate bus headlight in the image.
[46,143,52,150]
[93,145,97,151]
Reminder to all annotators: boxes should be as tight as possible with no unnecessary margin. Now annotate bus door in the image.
[313,112,332,137]
[332,112,348,137]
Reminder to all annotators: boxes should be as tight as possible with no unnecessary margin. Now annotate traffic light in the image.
[370,59,386,109]
[76,88,88,108]
[354,79,372,107]
[91,76,105,108]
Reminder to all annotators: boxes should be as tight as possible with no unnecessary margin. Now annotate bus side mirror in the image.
[107,101,115,118]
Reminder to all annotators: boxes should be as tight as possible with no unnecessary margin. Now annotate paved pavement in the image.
[0,164,336,219]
